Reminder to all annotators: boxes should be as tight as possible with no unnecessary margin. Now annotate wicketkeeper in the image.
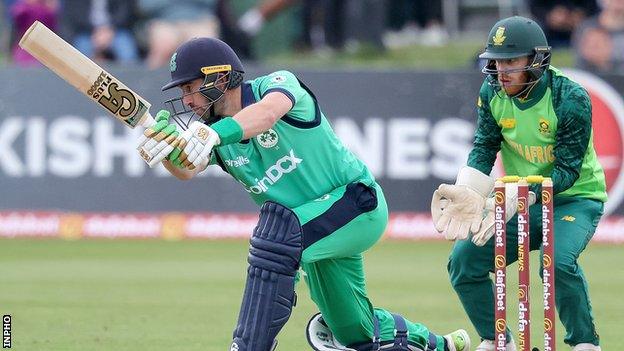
[137,37,470,351]
[431,16,607,351]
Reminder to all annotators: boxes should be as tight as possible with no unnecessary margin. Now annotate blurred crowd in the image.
[0,0,622,74]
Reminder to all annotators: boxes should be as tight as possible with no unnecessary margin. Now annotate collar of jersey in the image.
[241,82,256,109]
[511,70,550,110]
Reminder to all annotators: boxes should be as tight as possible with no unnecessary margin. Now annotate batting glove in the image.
[171,121,220,171]
[137,110,180,167]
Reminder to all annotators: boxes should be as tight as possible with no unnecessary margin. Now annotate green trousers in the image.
[293,181,447,350]
[448,195,603,346]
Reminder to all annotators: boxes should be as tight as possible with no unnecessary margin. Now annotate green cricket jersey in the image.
[468,67,607,201]
[211,70,374,208]
[208,71,447,350]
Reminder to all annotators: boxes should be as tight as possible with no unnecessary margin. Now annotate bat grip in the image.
[138,111,156,128]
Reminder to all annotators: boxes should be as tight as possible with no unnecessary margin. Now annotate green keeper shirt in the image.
[468,66,607,202]
[209,70,375,208]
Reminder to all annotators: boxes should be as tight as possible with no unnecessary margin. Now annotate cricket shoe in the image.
[475,338,517,351]
[572,344,601,351]
[443,329,470,351]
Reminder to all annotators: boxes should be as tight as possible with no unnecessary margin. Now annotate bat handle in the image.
[138,111,156,128]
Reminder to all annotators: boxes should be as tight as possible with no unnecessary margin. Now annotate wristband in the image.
[211,117,244,146]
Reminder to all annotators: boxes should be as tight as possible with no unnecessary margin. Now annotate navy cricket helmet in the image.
[163,37,245,126]
[162,37,244,91]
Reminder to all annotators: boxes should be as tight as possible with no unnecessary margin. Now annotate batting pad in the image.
[231,202,303,351]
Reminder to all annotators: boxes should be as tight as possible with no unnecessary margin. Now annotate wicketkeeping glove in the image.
[431,184,487,241]
[471,183,536,246]
[136,110,180,167]
[431,166,495,241]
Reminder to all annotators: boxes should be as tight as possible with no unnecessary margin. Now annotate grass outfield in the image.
[0,239,621,350]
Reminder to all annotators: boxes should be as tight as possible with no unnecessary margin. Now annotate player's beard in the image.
[198,82,229,125]
[188,89,225,125]
[164,100,214,130]
[198,99,226,125]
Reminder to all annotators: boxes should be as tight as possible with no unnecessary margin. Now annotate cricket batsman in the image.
[431,16,607,351]
[137,37,470,351]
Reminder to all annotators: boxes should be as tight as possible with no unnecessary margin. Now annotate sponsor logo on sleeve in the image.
[270,75,287,83]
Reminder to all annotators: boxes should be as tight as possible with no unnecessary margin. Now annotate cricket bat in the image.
[18,21,155,129]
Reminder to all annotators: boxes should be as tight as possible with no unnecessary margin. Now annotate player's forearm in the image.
[549,165,581,194]
[548,87,592,194]
[163,160,201,180]
[232,104,277,139]
[527,163,582,199]
[232,92,292,140]
[467,148,497,176]
[549,131,590,194]
[467,106,502,175]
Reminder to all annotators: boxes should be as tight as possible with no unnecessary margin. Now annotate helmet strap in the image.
[513,80,538,99]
